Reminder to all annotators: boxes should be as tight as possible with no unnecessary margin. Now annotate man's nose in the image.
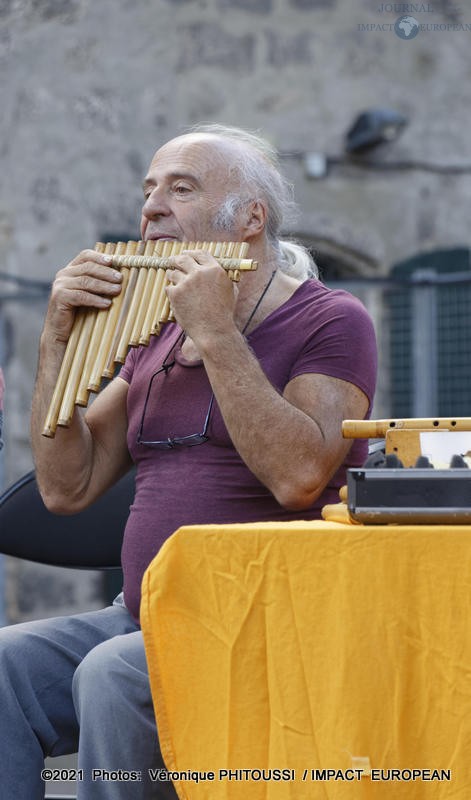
[142,186,171,219]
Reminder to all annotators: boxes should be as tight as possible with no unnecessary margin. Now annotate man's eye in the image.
[174,185,191,194]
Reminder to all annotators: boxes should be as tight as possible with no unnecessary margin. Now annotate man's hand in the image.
[45,250,123,342]
[165,250,237,342]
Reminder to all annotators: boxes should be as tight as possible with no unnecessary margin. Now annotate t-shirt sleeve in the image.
[289,291,377,409]
[118,346,137,385]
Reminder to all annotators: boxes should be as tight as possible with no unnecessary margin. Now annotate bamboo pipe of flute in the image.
[114,242,151,362]
[55,242,111,426]
[155,241,184,326]
[41,312,87,438]
[82,242,128,396]
[80,240,136,390]
[74,241,127,406]
[342,417,471,439]
[140,240,177,343]
[42,244,110,436]
[99,240,138,377]
[128,241,158,346]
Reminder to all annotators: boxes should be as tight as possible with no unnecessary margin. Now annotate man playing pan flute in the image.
[0,124,377,799]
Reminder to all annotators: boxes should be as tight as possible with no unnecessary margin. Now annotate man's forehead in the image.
[148,133,237,175]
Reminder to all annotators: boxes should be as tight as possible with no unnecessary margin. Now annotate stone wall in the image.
[1,0,470,619]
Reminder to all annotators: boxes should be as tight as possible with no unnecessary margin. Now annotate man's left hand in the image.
[165,250,237,342]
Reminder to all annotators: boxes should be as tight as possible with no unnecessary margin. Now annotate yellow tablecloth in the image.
[141,521,471,799]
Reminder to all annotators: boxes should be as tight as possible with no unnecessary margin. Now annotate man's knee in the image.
[0,624,38,684]
[72,640,112,714]
[72,633,151,721]
[72,636,137,707]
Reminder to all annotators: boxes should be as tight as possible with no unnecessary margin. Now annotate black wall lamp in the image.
[345,108,408,153]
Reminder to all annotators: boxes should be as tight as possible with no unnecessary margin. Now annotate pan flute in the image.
[42,239,257,438]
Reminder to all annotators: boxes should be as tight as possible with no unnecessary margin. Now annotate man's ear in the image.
[244,200,267,238]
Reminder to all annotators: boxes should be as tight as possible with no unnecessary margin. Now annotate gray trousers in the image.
[0,596,177,800]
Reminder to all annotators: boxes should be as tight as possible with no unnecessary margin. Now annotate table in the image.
[141,520,471,799]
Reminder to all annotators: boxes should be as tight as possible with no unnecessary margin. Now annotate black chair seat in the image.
[0,469,137,799]
[0,469,134,568]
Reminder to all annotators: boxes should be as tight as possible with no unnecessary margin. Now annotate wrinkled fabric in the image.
[141,521,471,799]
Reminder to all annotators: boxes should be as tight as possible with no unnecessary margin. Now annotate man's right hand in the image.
[44,249,123,342]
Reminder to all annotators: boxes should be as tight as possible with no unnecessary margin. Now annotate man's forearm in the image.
[30,250,129,512]
[198,327,326,509]
[31,332,94,511]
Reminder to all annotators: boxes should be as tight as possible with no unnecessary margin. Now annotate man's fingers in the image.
[59,274,122,296]
[165,268,183,285]
[58,289,115,309]
[69,249,114,267]
[181,249,218,264]
[60,262,122,283]
[166,249,222,274]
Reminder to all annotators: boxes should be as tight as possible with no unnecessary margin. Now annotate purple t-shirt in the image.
[120,279,377,621]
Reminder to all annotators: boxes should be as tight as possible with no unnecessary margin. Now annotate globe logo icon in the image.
[394,15,420,39]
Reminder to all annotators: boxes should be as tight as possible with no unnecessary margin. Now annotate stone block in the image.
[218,0,273,12]
[265,30,315,67]
[177,22,255,72]
[289,0,336,8]
[30,0,81,23]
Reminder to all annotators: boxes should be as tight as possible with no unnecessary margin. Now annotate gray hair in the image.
[187,123,318,280]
